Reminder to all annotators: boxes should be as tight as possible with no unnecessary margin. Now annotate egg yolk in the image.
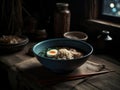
[47,49,58,57]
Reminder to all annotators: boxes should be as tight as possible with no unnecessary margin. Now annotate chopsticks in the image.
[17,59,114,86]
[30,69,114,86]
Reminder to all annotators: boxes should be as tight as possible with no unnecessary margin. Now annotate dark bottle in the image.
[95,30,112,53]
[54,3,71,38]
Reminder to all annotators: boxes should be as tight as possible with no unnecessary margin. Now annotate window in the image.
[98,0,120,23]
[102,0,120,18]
[85,0,120,26]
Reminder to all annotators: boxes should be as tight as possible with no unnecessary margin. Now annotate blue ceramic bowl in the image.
[33,38,93,73]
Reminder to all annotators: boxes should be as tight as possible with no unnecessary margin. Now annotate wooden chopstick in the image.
[32,69,114,86]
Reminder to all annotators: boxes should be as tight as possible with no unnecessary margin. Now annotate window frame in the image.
[85,0,120,26]
[98,0,120,24]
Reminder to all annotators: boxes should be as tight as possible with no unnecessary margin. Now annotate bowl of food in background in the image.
[0,35,29,54]
[32,38,93,73]
[64,31,88,41]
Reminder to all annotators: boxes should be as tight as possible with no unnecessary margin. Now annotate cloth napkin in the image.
[15,56,112,88]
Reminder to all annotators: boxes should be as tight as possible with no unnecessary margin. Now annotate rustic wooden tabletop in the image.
[0,42,120,90]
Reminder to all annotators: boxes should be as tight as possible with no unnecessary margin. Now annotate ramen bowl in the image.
[33,38,93,73]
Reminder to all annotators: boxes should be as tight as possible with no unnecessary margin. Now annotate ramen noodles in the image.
[39,47,84,60]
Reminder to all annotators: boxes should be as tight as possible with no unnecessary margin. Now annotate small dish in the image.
[64,31,88,41]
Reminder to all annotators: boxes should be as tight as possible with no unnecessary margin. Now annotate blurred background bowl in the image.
[64,31,88,41]
[0,35,29,54]
[33,38,93,73]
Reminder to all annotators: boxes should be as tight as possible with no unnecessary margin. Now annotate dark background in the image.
[0,0,120,57]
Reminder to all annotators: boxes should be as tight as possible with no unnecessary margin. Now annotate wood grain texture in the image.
[0,43,120,90]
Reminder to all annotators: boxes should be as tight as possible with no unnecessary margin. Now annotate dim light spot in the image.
[116,3,120,8]
[112,8,117,12]
[117,11,120,16]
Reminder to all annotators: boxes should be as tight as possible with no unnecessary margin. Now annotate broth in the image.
[39,46,85,60]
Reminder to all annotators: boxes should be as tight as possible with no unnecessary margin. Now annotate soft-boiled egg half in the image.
[46,49,58,57]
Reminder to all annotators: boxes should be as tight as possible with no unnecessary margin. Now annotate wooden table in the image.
[0,43,120,90]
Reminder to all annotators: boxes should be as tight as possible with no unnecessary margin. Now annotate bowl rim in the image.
[64,31,88,41]
[33,38,93,61]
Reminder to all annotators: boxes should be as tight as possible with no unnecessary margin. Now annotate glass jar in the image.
[54,3,71,38]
